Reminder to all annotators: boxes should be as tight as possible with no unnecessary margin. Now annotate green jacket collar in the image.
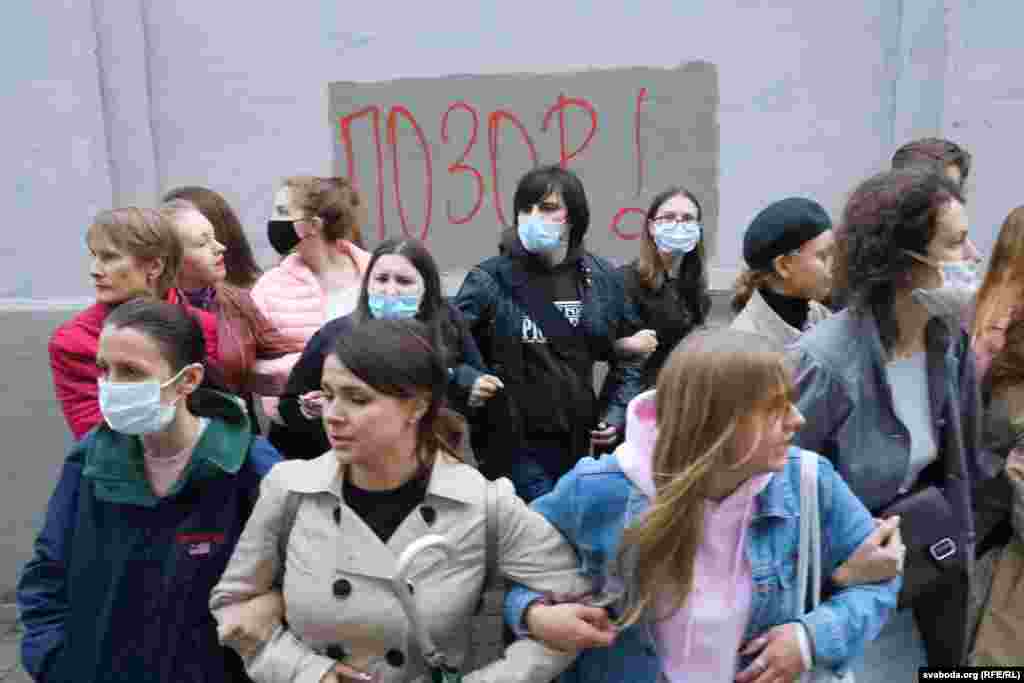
[82,390,251,507]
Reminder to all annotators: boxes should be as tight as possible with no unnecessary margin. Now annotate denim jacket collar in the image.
[751,466,798,521]
[621,453,798,525]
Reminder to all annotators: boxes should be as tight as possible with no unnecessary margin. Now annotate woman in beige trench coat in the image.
[210,318,603,683]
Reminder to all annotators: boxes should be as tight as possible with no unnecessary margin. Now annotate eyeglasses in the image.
[650,213,699,226]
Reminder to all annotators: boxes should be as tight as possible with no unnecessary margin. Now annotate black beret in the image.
[743,198,832,270]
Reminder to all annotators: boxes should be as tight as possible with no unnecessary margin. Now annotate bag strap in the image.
[490,259,589,355]
[473,480,502,616]
[275,491,301,585]
[797,451,822,615]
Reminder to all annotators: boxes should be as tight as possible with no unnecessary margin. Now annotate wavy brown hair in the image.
[162,185,262,288]
[891,137,971,188]
[974,207,1024,343]
[836,168,963,351]
[618,328,791,626]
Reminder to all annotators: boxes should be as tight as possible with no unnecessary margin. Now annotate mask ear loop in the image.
[160,362,203,408]
[901,249,941,270]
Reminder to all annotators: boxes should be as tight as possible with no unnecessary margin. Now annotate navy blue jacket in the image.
[18,394,281,683]
[273,301,488,459]
[455,234,643,474]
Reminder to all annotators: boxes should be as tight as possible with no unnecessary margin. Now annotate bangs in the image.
[86,218,125,252]
[513,177,560,216]
[757,371,796,417]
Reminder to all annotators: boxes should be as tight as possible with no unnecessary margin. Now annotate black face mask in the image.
[267,220,301,255]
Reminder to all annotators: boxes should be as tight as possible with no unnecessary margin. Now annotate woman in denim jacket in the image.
[505,329,900,682]
[790,168,985,674]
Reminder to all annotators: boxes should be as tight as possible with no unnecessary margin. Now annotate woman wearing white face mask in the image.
[272,238,492,460]
[611,187,711,389]
[791,168,989,676]
[19,299,283,683]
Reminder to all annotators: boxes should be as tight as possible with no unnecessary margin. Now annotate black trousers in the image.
[912,569,969,666]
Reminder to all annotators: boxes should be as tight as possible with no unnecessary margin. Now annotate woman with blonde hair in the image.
[162,185,263,290]
[49,207,222,439]
[160,200,302,427]
[252,176,372,444]
[505,327,901,682]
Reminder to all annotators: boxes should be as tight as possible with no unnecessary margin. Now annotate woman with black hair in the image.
[272,237,493,459]
[455,164,644,501]
[791,168,986,674]
[612,186,711,389]
[20,299,282,682]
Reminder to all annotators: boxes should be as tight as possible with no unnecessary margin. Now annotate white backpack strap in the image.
[797,451,822,615]
[807,454,822,611]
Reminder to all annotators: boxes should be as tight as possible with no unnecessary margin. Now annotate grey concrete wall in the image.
[328,63,719,272]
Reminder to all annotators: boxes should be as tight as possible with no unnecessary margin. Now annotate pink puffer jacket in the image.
[250,242,370,420]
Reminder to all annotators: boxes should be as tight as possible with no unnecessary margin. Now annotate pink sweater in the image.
[250,242,370,419]
[617,391,771,682]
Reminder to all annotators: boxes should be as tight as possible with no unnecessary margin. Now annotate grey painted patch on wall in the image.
[328,63,718,272]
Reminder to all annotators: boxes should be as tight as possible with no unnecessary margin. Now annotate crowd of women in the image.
[14,136,1022,682]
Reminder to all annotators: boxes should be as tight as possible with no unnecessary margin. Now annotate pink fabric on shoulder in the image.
[143,419,208,497]
[615,390,771,681]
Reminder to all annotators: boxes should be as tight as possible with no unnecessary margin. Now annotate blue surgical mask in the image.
[368,293,421,320]
[904,250,981,292]
[938,259,981,291]
[98,365,193,435]
[653,221,701,254]
[517,215,566,254]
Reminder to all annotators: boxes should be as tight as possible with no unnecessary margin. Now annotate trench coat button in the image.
[420,506,436,526]
[326,644,346,660]
[333,578,352,598]
[333,506,341,525]
[386,649,405,667]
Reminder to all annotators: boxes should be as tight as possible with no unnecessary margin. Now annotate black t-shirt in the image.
[343,474,428,543]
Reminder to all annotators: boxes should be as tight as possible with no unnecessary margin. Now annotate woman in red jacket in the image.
[49,207,221,440]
